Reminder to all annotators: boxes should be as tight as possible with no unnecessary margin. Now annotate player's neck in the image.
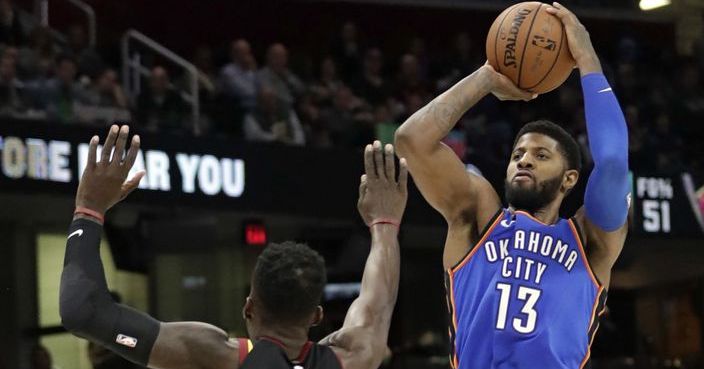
[254,324,310,359]
[508,202,561,225]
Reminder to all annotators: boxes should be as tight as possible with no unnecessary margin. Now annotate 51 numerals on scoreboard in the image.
[642,200,671,233]
[637,177,673,234]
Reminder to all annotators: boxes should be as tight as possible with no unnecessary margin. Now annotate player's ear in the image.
[311,306,324,327]
[243,296,254,320]
[562,169,579,193]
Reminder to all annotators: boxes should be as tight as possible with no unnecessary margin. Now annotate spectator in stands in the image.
[0,0,23,46]
[437,32,478,91]
[43,54,87,122]
[257,43,305,111]
[408,36,429,81]
[185,45,218,135]
[309,56,343,107]
[0,15,695,178]
[191,45,217,94]
[0,51,24,115]
[219,39,257,111]
[83,68,127,109]
[76,67,130,125]
[400,92,425,122]
[67,24,103,79]
[351,48,390,106]
[394,54,430,110]
[243,85,305,145]
[331,21,362,83]
[553,83,580,126]
[648,112,685,174]
[672,61,704,177]
[624,105,649,170]
[298,94,332,148]
[2,44,16,61]
[321,85,374,147]
[674,61,704,122]
[136,66,187,134]
[615,62,637,105]
[18,26,56,79]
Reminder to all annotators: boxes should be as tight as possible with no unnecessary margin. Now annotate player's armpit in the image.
[320,326,382,369]
[148,322,239,369]
[574,207,628,289]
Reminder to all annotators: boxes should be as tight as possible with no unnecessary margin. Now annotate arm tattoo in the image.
[426,101,461,133]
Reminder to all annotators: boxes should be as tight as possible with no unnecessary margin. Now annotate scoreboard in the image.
[632,173,703,238]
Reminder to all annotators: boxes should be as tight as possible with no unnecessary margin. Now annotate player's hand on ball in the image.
[357,141,408,226]
[75,124,144,214]
[482,63,535,102]
[546,2,601,74]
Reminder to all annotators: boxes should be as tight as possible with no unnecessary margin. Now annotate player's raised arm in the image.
[394,64,533,267]
[60,125,238,369]
[547,3,630,284]
[320,141,407,369]
[394,65,535,223]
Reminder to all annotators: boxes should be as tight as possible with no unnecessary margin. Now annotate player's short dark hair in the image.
[513,120,582,172]
[252,241,326,324]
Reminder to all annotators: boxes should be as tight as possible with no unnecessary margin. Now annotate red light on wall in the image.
[244,223,267,246]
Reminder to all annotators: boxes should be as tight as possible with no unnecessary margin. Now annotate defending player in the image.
[59,125,408,369]
[394,3,629,368]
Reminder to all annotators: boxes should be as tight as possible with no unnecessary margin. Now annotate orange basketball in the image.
[486,1,575,94]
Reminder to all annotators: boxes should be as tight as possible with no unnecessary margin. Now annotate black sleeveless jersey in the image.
[238,337,343,369]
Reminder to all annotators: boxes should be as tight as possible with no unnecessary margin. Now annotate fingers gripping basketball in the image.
[486,1,575,94]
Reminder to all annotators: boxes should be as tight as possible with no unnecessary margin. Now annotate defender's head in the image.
[243,242,326,337]
[505,120,581,213]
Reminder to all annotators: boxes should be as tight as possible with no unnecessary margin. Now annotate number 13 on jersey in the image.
[495,283,541,334]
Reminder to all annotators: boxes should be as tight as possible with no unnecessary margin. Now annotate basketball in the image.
[486,1,575,94]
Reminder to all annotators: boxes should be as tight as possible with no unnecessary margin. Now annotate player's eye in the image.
[512,154,521,161]
[537,153,548,160]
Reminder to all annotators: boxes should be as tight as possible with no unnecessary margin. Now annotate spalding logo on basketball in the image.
[486,1,575,94]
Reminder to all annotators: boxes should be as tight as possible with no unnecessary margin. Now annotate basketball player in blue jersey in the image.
[59,123,408,369]
[395,3,629,369]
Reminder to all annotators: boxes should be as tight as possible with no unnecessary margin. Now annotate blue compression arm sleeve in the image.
[581,73,630,231]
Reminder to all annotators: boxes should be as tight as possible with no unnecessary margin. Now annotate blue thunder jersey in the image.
[445,209,607,369]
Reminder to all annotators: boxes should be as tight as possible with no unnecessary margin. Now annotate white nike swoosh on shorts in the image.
[68,229,83,239]
[597,87,612,93]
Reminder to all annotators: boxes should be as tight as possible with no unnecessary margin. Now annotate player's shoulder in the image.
[159,322,240,369]
[320,327,384,369]
[451,172,501,225]
[467,171,497,195]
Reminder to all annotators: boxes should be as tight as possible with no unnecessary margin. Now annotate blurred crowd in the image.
[0,0,701,179]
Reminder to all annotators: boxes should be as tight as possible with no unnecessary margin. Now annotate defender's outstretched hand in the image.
[75,124,144,214]
[358,141,408,226]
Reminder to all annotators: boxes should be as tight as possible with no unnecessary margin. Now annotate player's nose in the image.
[516,155,534,169]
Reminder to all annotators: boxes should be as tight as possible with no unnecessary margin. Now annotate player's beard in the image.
[505,173,563,213]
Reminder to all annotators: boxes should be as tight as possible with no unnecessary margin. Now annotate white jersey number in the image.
[495,283,541,334]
